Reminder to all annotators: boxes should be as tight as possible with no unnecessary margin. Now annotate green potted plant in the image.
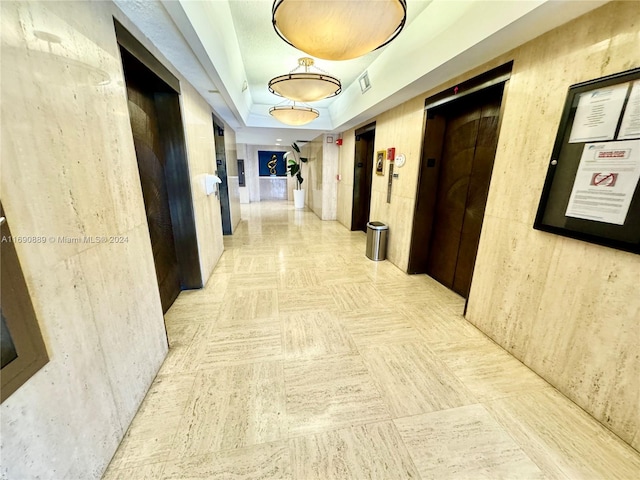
[284,142,308,209]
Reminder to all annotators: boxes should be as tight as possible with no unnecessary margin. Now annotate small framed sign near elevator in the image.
[534,68,640,254]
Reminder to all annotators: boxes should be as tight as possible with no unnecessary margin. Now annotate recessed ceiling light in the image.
[276,138,283,141]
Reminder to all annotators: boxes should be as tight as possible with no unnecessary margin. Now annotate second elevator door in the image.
[426,88,502,297]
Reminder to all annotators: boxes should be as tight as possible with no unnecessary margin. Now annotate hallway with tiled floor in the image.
[104,202,640,479]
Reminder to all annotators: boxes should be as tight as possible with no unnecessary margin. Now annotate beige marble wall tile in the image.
[1,1,146,274]
[322,137,340,220]
[180,81,225,284]
[0,256,125,479]
[285,355,391,437]
[485,389,640,478]
[290,421,420,480]
[361,343,476,418]
[163,441,292,480]
[76,225,169,418]
[528,237,640,442]
[0,2,170,478]
[302,136,325,218]
[170,363,286,458]
[283,311,357,360]
[466,2,640,447]
[395,404,544,479]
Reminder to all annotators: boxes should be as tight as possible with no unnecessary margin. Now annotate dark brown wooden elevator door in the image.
[352,124,376,232]
[126,78,181,313]
[426,88,502,297]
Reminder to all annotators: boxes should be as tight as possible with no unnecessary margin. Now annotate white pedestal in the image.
[293,189,305,209]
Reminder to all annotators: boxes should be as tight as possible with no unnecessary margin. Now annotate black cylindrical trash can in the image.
[366,221,388,261]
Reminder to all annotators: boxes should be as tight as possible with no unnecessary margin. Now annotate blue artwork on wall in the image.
[258,151,287,177]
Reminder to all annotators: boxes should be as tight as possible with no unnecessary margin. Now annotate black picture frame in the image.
[533,68,640,254]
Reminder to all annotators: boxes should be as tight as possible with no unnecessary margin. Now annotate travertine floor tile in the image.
[284,354,391,437]
[217,289,279,325]
[485,388,640,479]
[283,311,357,359]
[226,272,279,291]
[107,375,195,470]
[162,441,292,480]
[361,343,476,417]
[191,322,283,369]
[394,404,544,479]
[330,283,387,311]
[290,421,420,480]
[159,322,213,375]
[102,462,165,480]
[277,286,340,313]
[278,268,321,289]
[163,301,220,326]
[430,336,551,401]
[171,362,286,458]
[104,202,640,480]
[339,308,421,347]
[402,303,484,344]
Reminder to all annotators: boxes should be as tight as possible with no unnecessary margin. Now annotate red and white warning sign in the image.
[565,139,640,225]
[590,173,618,186]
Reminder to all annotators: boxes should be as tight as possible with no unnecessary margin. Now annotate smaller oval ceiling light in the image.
[269,103,320,126]
[269,57,341,102]
[272,0,407,61]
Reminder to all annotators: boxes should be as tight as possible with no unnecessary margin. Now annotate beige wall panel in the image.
[467,1,640,448]
[336,0,640,449]
[0,1,227,477]
[223,126,242,232]
[181,81,225,282]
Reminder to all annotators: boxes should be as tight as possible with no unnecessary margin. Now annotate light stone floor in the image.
[103,201,640,480]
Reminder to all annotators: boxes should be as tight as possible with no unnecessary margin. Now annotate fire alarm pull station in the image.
[387,148,395,161]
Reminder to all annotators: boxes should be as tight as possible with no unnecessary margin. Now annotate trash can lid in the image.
[367,221,388,230]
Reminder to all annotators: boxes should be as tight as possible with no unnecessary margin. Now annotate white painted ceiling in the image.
[115,0,609,146]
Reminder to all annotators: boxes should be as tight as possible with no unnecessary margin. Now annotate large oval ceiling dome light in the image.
[272,0,407,61]
[269,103,320,126]
[269,57,341,102]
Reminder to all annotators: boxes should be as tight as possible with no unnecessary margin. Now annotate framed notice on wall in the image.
[375,150,385,176]
[534,67,640,254]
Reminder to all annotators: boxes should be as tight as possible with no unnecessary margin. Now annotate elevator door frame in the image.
[115,20,203,312]
[408,63,512,307]
[351,122,376,232]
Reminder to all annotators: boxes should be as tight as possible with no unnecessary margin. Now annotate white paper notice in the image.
[569,83,629,143]
[618,81,640,140]
[565,140,640,225]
